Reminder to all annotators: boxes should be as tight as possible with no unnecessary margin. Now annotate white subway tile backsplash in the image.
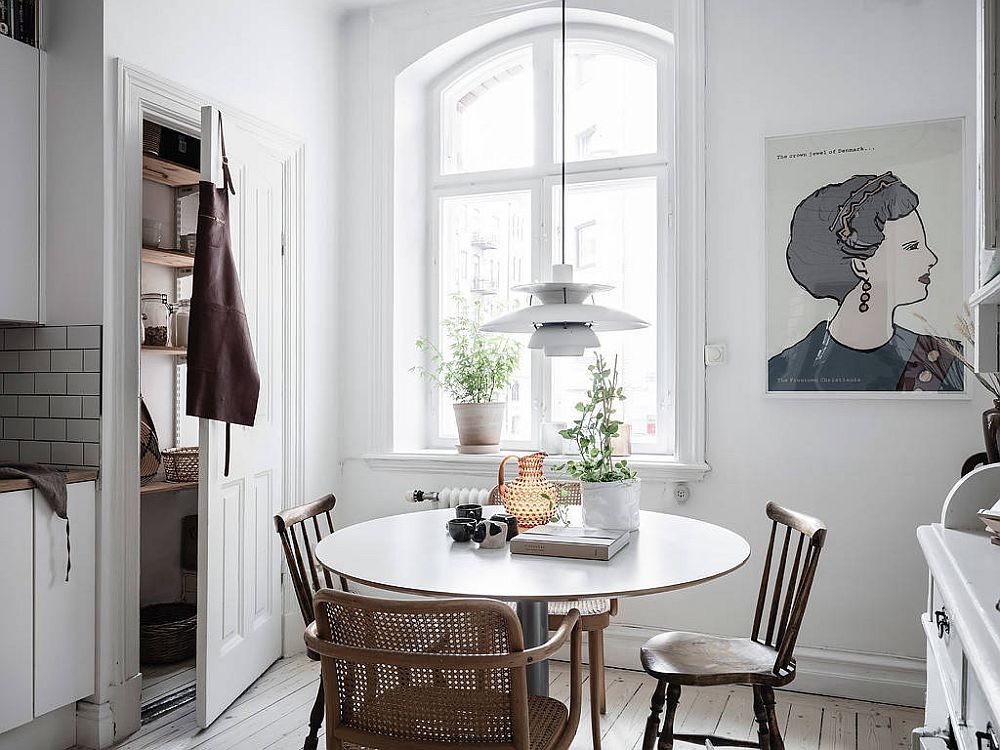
[50,349,83,372]
[34,418,66,441]
[4,418,33,440]
[3,373,35,394]
[82,396,100,419]
[35,373,67,395]
[1,324,102,470]
[18,395,49,417]
[33,326,67,349]
[66,419,100,443]
[21,441,52,463]
[4,328,34,350]
[83,350,100,372]
[50,442,83,465]
[0,440,18,462]
[49,396,83,418]
[0,395,16,415]
[67,373,100,396]
[67,326,101,349]
[19,350,50,372]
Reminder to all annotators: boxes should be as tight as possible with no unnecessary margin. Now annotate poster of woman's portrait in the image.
[765,119,967,396]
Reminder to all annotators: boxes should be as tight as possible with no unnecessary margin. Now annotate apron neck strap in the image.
[217,112,236,196]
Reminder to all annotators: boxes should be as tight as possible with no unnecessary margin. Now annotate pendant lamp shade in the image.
[477,3,650,354]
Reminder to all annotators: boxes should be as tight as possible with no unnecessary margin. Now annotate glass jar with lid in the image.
[172,299,191,348]
[141,293,171,347]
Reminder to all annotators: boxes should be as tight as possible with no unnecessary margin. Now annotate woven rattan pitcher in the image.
[497,452,555,529]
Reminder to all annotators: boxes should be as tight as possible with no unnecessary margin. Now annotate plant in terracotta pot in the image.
[558,353,641,530]
[414,298,520,454]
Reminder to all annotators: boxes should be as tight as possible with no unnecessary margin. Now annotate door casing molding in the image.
[84,60,305,748]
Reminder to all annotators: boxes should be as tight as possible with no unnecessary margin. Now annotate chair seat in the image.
[340,689,568,750]
[548,598,612,617]
[640,631,795,687]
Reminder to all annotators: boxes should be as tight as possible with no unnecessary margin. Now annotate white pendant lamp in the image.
[479,0,649,356]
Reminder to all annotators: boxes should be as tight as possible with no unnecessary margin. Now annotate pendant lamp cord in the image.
[560,0,567,266]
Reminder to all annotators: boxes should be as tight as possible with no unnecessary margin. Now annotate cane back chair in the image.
[640,502,827,750]
[305,589,584,750]
[274,494,349,750]
[490,479,617,750]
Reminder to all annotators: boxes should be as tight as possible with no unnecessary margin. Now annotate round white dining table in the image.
[315,506,750,696]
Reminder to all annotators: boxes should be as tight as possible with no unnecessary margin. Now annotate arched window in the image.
[427,23,674,454]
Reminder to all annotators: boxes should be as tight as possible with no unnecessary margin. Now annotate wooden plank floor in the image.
[104,654,922,750]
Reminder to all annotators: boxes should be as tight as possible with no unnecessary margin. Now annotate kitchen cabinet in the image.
[0,490,34,735]
[34,481,96,716]
[0,479,95,740]
[0,35,42,323]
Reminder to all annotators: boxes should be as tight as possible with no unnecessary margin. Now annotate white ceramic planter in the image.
[581,478,641,531]
[453,402,506,453]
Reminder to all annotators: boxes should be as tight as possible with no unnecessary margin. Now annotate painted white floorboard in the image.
[103,654,924,750]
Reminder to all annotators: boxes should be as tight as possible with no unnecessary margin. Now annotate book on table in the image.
[510,524,630,561]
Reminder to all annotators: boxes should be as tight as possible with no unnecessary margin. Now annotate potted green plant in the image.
[559,353,641,530]
[414,298,520,453]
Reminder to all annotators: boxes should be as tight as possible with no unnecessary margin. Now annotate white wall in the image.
[336,0,986,701]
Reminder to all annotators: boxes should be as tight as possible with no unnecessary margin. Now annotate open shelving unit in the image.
[142,153,199,188]
[141,345,187,356]
[142,246,195,269]
[140,479,199,496]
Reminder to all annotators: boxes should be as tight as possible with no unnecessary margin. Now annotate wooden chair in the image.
[640,502,827,750]
[490,479,616,750]
[274,494,349,750]
[305,589,584,750]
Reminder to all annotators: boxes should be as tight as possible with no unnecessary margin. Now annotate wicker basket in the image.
[140,602,196,664]
[163,447,198,482]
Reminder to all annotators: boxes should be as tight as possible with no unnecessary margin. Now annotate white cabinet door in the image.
[196,106,284,727]
[34,481,96,715]
[0,490,34,734]
[0,36,40,323]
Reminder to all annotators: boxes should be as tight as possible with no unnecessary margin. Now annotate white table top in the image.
[316,506,751,602]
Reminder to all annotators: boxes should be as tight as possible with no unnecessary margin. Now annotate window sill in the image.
[362,450,710,483]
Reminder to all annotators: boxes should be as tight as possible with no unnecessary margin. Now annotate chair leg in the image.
[760,686,784,750]
[304,680,324,750]
[642,680,667,750]
[589,630,607,715]
[752,686,772,750]
[657,683,681,750]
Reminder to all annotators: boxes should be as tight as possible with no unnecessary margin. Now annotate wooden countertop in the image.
[0,469,99,494]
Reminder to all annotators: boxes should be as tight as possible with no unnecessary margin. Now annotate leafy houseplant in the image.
[559,354,641,530]
[414,298,520,452]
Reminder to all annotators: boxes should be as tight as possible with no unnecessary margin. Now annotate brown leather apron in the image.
[186,114,260,475]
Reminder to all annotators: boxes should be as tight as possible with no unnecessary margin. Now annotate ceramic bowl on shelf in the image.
[142,218,164,248]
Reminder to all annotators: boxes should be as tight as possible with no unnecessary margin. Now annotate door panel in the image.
[196,106,284,727]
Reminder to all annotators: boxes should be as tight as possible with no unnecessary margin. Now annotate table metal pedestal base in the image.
[516,600,549,696]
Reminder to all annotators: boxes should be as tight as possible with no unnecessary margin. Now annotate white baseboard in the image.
[0,705,75,750]
[283,610,308,657]
[76,673,142,749]
[595,624,926,708]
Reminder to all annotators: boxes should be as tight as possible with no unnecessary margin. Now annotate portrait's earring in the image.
[859,279,872,313]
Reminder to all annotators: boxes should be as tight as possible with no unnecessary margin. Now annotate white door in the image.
[196,105,285,727]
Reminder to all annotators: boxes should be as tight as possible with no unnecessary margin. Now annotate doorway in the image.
[102,62,306,744]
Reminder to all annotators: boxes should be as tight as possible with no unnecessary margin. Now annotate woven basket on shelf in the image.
[163,447,198,482]
[140,602,196,664]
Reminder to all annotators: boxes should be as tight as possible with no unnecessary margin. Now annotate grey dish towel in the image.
[0,463,70,581]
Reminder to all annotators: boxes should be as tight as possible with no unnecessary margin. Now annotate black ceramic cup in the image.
[448,518,477,542]
[455,504,483,521]
[490,513,519,541]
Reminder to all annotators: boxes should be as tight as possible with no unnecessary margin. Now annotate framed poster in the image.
[765,118,966,396]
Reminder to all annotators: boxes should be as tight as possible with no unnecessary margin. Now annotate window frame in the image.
[425,23,676,456]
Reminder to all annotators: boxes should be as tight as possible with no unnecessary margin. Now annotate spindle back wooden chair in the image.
[305,589,584,750]
[640,502,827,750]
[274,494,349,750]
[489,478,616,750]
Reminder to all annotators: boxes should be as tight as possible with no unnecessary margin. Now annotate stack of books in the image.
[510,524,630,561]
[1,0,39,48]
[978,499,1000,547]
